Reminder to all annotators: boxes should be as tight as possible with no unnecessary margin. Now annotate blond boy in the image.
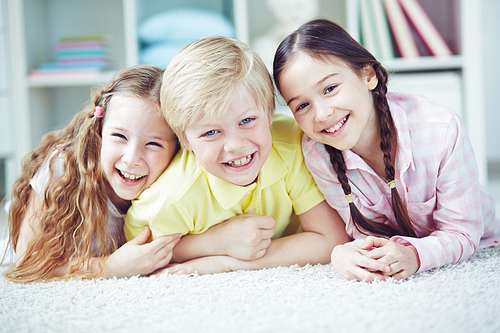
[124,36,349,274]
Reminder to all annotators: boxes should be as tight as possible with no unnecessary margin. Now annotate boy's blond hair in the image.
[161,36,275,147]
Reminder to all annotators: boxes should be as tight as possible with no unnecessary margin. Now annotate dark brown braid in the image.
[370,63,417,237]
[325,145,398,237]
[273,19,419,238]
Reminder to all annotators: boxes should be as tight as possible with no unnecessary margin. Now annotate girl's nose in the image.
[314,104,334,123]
[122,144,143,166]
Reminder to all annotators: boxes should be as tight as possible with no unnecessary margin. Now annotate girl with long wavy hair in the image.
[273,19,500,281]
[3,65,180,282]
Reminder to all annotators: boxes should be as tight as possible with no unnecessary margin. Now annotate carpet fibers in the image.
[1,245,499,333]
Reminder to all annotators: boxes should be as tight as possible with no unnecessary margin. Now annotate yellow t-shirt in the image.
[124,113,325,241]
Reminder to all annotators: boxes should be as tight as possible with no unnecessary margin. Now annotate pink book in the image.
[398,0,453,56]
[383,0,420,58]
[56,41,104,50]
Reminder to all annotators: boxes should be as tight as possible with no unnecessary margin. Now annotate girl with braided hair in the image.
[273,19,499,281]
[3,65,180,282]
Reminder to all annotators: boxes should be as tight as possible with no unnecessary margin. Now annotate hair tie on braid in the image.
[388,180,396,189]
[345,194,354,203]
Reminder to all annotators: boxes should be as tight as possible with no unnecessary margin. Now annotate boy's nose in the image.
[224,132,246,153]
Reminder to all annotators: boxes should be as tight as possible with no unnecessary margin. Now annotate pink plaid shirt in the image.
[303,92,500,273]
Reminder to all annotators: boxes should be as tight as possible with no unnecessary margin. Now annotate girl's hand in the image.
[104,226,180,279]
[362,236,420,280]
[331,244,390,282]
[164,256,235,276]
[211,214,276,260]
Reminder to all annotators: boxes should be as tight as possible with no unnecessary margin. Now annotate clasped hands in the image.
[331,236,420,282]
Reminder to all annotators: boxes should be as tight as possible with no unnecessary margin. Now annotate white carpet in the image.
[1,245,499,333]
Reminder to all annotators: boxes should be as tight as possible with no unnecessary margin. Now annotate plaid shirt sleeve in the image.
[391,114,483,272]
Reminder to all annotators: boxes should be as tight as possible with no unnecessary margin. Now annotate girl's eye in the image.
[325,85,337,94]
[296,103,309,112]
[147,141,163,148]
[240,118,253,125]
[203,130,218,137]
[112,133,127,140]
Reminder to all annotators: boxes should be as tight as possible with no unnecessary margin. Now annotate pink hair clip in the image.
[94,106,104,118]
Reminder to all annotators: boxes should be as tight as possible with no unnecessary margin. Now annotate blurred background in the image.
[0,0,499,226]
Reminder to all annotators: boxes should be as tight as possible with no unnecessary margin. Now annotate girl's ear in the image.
[364,65,378,91]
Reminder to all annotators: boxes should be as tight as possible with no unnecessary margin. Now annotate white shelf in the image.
[27,71,116,88]
[382,55,463,72]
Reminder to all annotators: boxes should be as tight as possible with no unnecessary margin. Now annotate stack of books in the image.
[359,0,453,60]
[30,35,107,80]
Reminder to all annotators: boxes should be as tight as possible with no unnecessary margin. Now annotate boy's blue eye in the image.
[203,130,218,137]
[241,118,252,125]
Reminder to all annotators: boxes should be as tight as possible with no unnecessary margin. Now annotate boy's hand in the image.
[331,244,390,282]
[212,214,275,260]
[104,226,180,279]
[362,236,420,280]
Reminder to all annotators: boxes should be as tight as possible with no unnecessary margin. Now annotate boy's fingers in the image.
[253,248,267,260]
[260,229,275,240]
[258,217,276,229]
[258,238,272,251]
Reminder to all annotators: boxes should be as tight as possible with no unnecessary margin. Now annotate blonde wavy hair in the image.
[161,36,275,147]
[4,65,164,282]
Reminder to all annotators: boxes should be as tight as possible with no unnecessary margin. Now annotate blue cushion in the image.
[139,40,194,69]
[138,8,235,44]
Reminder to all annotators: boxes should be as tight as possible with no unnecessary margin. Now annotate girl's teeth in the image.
[325,116,348,133]
[227,154,252,167]
[121,171,143,180]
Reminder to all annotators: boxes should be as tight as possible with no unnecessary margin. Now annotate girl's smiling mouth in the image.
[324,115,349,134]
[117,168,145,183]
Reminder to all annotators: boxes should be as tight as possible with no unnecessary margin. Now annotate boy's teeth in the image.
[325,116,348,133]
[227,154,252,167]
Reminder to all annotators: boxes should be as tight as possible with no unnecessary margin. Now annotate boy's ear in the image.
[268,113,274,126]
[183,139,192,151]
[364,65,378,91]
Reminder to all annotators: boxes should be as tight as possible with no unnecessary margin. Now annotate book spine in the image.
[372,0,395,59]
[56,41,105,50]
[359,0,380,58]
[56,49,106,57]
[383,0,420,58]
[59,35,106,43]
[398,0,452,56]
